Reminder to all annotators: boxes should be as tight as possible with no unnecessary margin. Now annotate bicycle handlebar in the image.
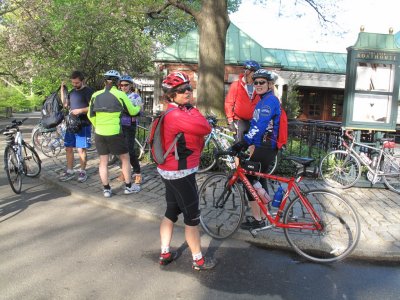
[1,118,28,132]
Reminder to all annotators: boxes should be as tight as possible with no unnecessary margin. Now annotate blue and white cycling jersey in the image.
[244,90,281,148]
[127,92,143,107]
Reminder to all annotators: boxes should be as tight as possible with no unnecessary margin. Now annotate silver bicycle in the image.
[320,130,400,194]
[2,118,41,194]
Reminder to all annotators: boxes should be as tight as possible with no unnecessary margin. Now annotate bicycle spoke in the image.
[199,174,245,239]
[320,150,361,189]
[382,155,400,194]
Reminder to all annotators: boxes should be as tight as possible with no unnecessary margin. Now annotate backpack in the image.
[149,108,183,165]
[41,86,66,129]
[276,106,288,149]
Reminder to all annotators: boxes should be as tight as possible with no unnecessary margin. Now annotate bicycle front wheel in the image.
[199,173,245,239]
[320,150,361,188]
[198,137,218,173]
[4,145,22,194]
[22,142,41,177]
[266,154,278,175]
[283,189,360,263]
[382,154,400,194]
[41,137,62,158]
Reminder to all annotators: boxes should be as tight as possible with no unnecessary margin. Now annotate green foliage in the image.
[281,75,300,119]
[0,83,37,110]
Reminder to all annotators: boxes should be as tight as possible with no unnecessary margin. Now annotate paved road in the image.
[2,173,400,300]
[2,113,400,262]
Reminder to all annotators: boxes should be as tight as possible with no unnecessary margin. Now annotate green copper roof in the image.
[155,22,347,74]
[352,31,400,50]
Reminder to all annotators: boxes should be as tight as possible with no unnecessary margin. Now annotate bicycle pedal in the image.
[250,229,258,238]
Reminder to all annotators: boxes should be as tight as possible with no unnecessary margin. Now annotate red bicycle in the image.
[198,150,361,263]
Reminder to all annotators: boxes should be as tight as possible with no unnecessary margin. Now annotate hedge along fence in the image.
[0,107,13,118]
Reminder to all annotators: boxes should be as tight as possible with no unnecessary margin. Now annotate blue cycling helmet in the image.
[243,60,261,71]
[104,70,121,79]
[252,69,278,82]
[119,75,133,83]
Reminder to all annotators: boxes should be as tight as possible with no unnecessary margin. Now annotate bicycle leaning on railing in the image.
[1,118,41,194]
[198,149,361,263]
[319,130,400,194]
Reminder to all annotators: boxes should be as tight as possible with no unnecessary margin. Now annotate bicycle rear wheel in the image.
[199,173,245,239]
[4,145,22,194]
[21,142,41,177]
[319,150,361,188]
[382,154,400,194]
[198,137,218,173]
[283,189,360,263]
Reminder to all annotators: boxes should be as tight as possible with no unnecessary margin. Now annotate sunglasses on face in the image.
[175,84,193,94]
[120,83,130,87]
[253,80,267,86]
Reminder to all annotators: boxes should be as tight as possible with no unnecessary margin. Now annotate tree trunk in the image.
[195,0,229,117]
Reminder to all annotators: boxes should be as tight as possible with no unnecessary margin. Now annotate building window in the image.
[308,92,321,117]
[331,94,344,117]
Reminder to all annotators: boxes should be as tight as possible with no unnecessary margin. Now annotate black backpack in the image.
[41,86,66,129]
[65,113,82,133]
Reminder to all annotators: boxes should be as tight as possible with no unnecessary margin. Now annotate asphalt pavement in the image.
[35,142,400,262]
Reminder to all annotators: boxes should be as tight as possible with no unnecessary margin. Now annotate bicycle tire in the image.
[283,189,360,263]
[198,137,218,173]
[382,154,400,194]
[135,138,145,160]
[108,154,119,166]
[199,173,245,239]
[40,136,62,158]
[266,155,278,175]
[319,150,361,189]
[31,126,52,149]
[4,145,22,194]
[21,142,41,177]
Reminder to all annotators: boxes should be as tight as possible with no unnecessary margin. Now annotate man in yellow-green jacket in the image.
[88,70,141,198]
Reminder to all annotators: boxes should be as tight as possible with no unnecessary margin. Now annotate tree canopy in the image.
[0,0,335,113]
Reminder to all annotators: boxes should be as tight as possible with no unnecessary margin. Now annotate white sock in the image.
[192,252,202,261]
[67,169,74,174]
[161,246,170,254]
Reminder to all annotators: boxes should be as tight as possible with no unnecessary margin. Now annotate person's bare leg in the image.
[250,201,261,220]
[119,153,131,184]
[160,217,174,249]
[65,147,74,170]
[185,225,201,255]
[99,155,109,185]
[77,148,87,170]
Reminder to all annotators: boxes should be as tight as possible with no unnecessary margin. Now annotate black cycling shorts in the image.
[246,141,278,201]
[95,133,128,156]
[162,173,200,226]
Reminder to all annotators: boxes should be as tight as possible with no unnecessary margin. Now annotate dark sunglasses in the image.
[253,81,267,86]
[120,83,130,87]
[175,84,193,94]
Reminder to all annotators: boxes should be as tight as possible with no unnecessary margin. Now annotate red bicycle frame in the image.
[228,164,323,231]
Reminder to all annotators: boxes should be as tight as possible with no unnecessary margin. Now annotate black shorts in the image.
[162,173,200,226]
[246,141,278,201]
[234,119,250,143]
[95,133,128,156]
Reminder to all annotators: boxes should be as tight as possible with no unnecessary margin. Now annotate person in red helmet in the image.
[157,72,216,271]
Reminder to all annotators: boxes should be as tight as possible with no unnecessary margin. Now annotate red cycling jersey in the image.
[224,74,260,122]
[158,103,211,171]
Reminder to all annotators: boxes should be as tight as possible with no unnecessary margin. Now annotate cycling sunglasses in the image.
[175,84,193,94]
[119,83,130,87]
[253,80,267,86]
